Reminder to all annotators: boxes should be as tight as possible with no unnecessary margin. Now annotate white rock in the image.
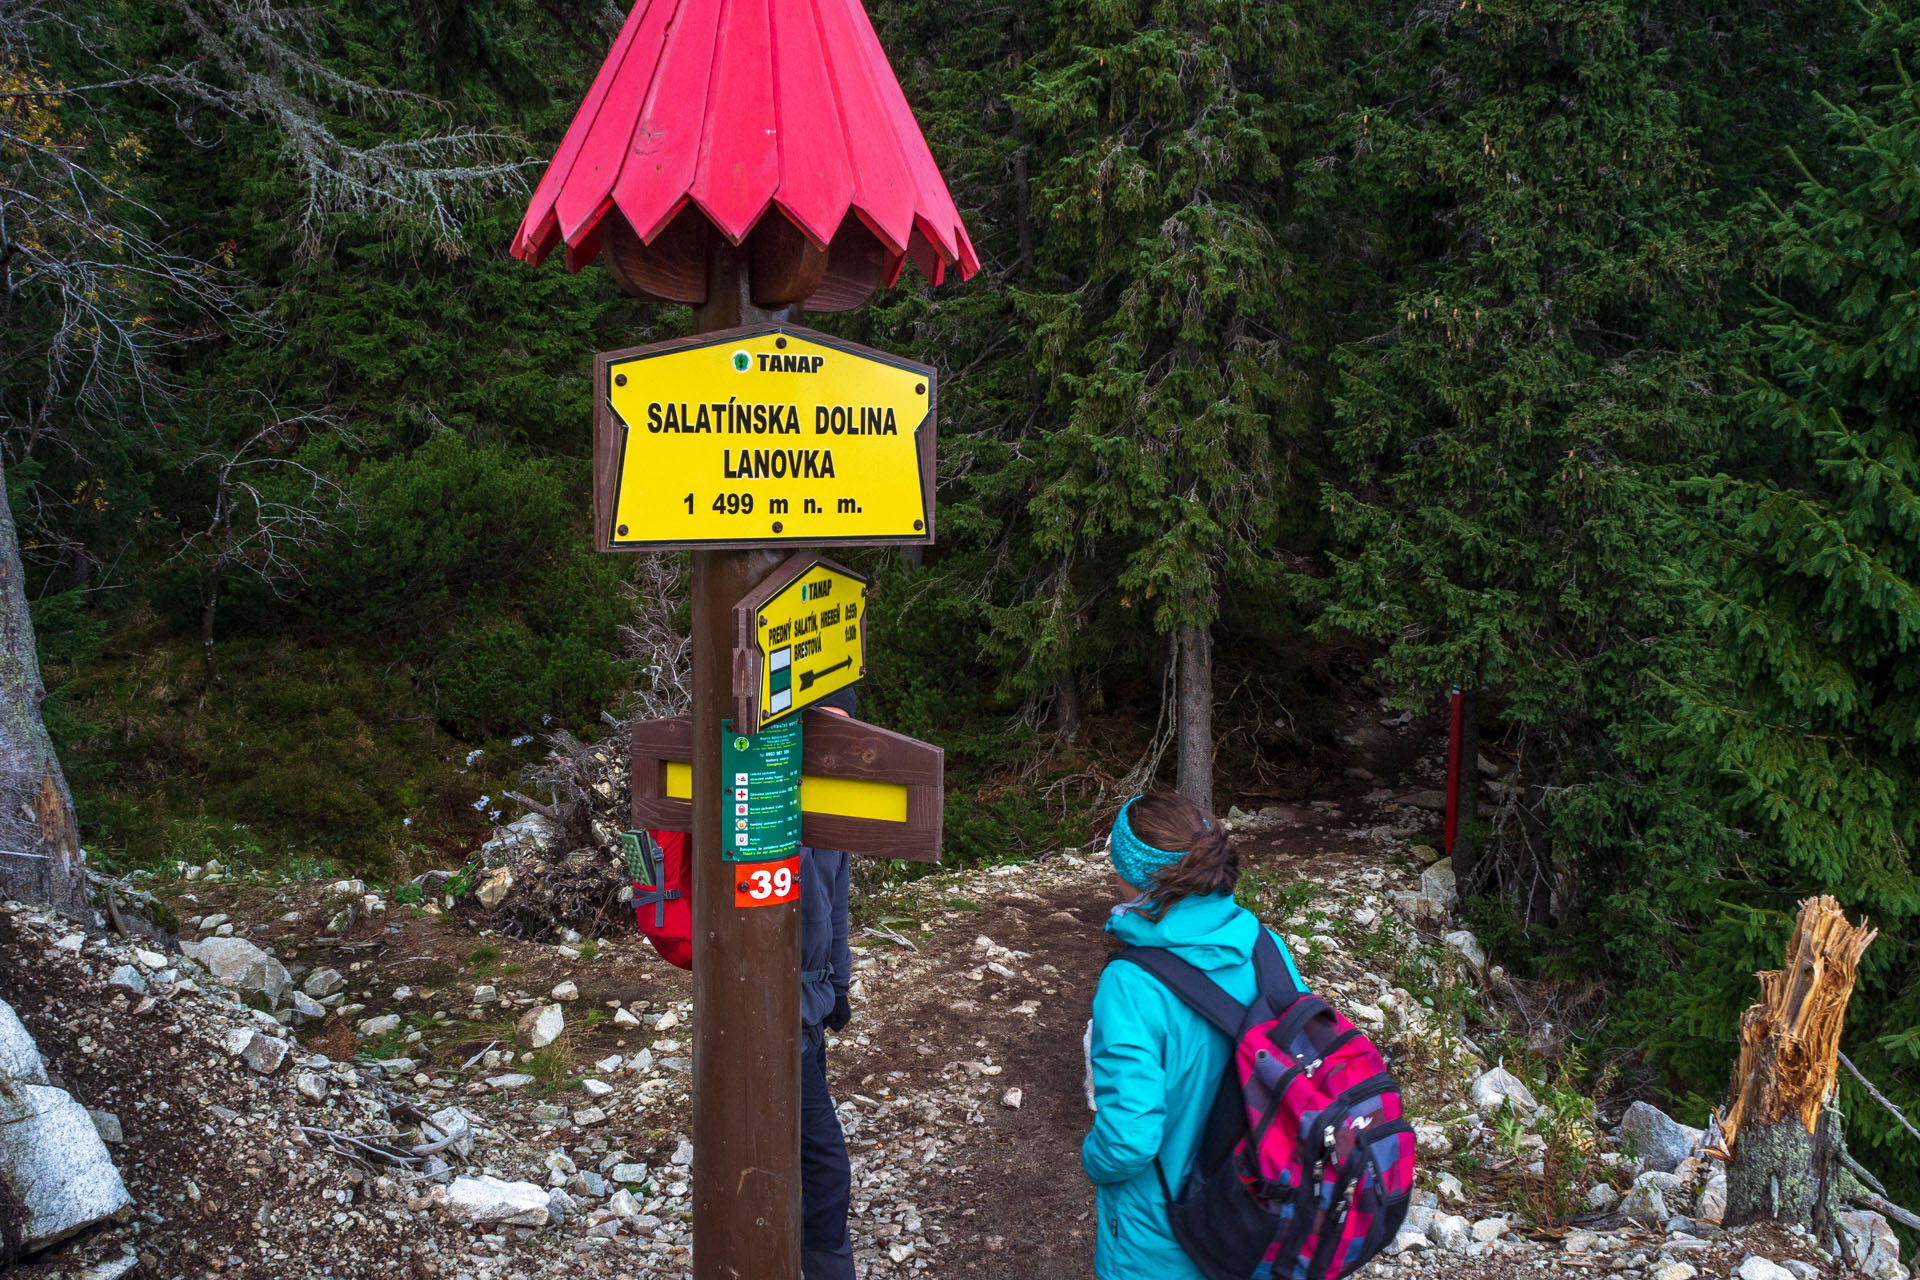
[656,1009,681,1032]
[478,813,563,866]
[608,1188,641,1217]
[0,999,48,1084]
[1653,1264,1697,1280]
[303,967,344,998]
[0,1083,133,1248]
[581,1079,614,1097]
[626,1049,655,1073]
[1390,1230,1431,1255]
[1419,858,1458,914]
[1002,1088,1023,1110]
[472,983,498,1003]
[613,1007,640,1027]
[1444,928,1487,971]
[1563,1230,1597,1254]
[179,937,291,1007]
[1620,1181,1668,1224]
[1433,1171,1465,1202]
[427,1106,474,1158]
[572,1107,607,1127]
[474,866,515,909]
[671,1139,693,1167]
[87,1108,122,1143]
[1411,1119,1451,1153]
[595,1054,624,1073]
[1587,1183,1620,1211]
[105,964,145,994]
[1620,1100,1702,1173]
[1431,1213,1471,1251]
[610,1163,649,1185]
[551,981,579,1002]
[1736,1258,1796,1280]
[358,1013,401,1036]
[1470,1217,1509,1243]
[1695,1168,1726,1224]
[240,1032,289,1074]
[446,1175,550,1226]
[290,990,326,1021]
[1470,1065,1538,1112]
[1836,1208,1905,1280]
[134,948,167,971]
[487,1073,536,1090]
[294,1071,328,1102]
[518,1003,564,1050]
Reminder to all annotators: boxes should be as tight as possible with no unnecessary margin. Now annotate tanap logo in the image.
[731,350,751,372]
[733,736,749,750]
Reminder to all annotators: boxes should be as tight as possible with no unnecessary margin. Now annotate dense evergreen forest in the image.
[9,0,1920,1196]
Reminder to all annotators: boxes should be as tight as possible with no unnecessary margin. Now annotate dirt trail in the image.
[826,783,1410,1280]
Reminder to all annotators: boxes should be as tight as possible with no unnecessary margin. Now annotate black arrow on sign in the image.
[799,658,852,690]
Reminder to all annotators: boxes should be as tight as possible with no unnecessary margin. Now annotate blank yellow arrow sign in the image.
[663,762,907,823]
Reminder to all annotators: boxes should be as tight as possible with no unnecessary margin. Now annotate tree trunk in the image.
[201,565,224,688]
[1453,688,1482,896]
[1054,669,1081,741]
[1175,623,1212,814]
[1723,896,1876,1236]
[1009,19,1034,279]
[1011,138,1035,278]
[0,457,94,922]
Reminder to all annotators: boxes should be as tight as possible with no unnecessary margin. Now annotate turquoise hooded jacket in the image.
[1082,890,1304,1280]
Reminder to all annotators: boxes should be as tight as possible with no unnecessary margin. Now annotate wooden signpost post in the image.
[509,1,977,1272]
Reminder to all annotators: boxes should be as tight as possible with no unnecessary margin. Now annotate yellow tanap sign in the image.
[734,556,867,729]
[593,324,937,550]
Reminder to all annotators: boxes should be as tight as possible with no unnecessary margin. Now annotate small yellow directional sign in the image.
[734,555,867,730]
[593,324,936,551]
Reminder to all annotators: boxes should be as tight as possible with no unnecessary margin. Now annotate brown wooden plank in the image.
[630,709,941,862]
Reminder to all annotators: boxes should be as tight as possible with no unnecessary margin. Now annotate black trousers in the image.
[801,1021,856,1280]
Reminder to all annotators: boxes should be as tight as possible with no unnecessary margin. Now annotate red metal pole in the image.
[1444,688,1463,856]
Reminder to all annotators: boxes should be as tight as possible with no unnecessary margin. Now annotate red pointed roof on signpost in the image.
[511,0,979,290]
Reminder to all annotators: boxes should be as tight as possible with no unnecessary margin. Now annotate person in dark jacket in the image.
[799,687,857,1279]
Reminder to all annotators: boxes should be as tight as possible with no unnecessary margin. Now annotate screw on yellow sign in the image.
[593,324,936,550]
[734,556,867,730]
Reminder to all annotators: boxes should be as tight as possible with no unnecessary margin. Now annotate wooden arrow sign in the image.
[632,706,942,863]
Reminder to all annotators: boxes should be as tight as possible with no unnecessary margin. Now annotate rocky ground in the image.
[0,702,1910,1280]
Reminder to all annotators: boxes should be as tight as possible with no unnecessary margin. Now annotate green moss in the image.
[46,615,512,875]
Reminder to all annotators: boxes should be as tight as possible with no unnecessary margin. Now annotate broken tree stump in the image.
[1720,895,1876,1234]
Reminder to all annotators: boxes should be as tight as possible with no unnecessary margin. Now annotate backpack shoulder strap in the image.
[1252,928,1308,1000]
[1108,947,1244,1038]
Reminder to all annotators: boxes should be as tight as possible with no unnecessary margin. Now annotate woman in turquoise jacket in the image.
[1082,791,1305,1280]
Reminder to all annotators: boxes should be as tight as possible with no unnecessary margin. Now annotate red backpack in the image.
[1112,932,1414,1280]
[627,830,691,970]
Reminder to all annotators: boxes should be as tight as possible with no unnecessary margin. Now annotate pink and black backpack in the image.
[1112,932,1415,1280]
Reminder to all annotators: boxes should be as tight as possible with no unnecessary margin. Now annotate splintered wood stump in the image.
[1721,896,1876,1233]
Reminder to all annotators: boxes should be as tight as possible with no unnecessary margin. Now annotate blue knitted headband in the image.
[1109,797,1208,889]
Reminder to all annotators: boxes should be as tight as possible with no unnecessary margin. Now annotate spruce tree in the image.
[992,0,1358,806]
[1677,13,1920,1189]
[1315,1,1732,921]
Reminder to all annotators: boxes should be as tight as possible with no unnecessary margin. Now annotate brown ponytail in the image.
[1124,791,1239,919]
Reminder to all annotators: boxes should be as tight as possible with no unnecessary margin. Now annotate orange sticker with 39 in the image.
[734,855,800,909]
